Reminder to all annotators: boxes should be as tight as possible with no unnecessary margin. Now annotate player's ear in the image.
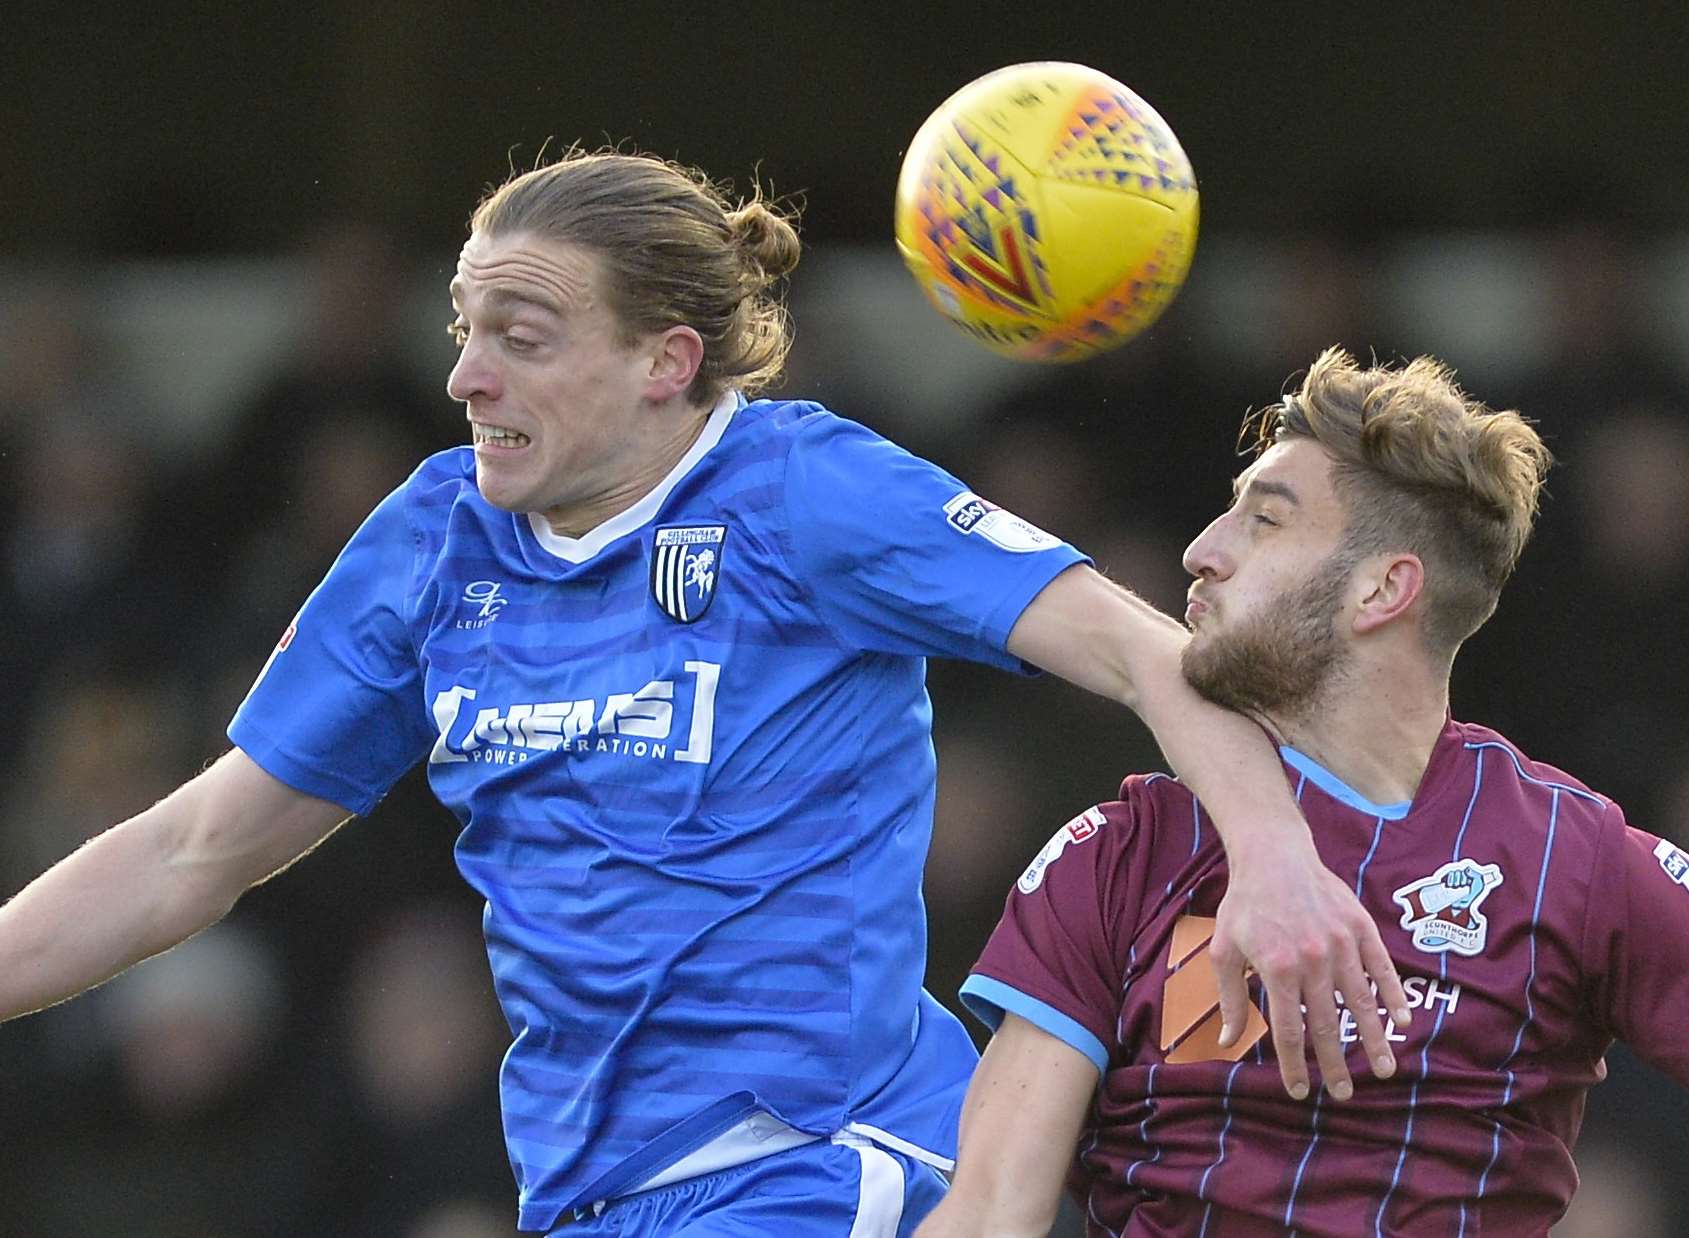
[1351,553,1424,635]
[643,325,705,403]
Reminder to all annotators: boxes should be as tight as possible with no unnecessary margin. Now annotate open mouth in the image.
[473,423,531,448]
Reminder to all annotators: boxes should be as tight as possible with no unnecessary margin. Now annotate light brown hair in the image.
[1244,347,1553,657]
[470,148,800,404]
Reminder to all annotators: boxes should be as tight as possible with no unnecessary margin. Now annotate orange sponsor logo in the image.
[1159,915,1269,1064]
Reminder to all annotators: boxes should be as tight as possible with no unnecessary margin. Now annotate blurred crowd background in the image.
[5,4,1689,1235]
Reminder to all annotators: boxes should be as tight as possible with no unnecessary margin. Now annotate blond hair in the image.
[470,148,800,404]
[1245,347,1552,655]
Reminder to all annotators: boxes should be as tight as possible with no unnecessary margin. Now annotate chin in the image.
[1179,646,1223,706]
[1183,627,1217,658]
[472,467,530,514]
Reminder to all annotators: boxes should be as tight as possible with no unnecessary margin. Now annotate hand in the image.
[1210,840,1411,1101]
[1419,866,1476,915]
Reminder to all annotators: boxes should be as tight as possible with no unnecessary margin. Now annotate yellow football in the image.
[894,61,1199,363]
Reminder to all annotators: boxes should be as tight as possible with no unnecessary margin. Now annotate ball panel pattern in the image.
[894,61,1199,362]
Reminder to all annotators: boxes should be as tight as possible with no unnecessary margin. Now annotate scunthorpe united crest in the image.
[1393,858,1504,957]
[651,525,727,623]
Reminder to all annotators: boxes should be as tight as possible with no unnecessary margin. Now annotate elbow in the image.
[150,794,251,930]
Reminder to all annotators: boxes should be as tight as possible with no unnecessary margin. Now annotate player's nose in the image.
[1182,514,1232,580]
[447,339,499,404]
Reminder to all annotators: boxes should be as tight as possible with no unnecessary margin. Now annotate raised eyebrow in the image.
[487,287,563,316]
[446,281,562,317]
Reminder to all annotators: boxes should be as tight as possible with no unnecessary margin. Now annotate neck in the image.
[542,398,716,539]
[1262,655,1450,806]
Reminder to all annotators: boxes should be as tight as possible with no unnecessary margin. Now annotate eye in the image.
[502,331,538,353]
[1252,512,1279,528]
[446,319,468,347]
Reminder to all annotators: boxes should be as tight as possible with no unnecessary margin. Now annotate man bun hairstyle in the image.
[725,199,803,286]
[1245,347,1553,657]
[717,196,801,393]
[470,147,800,404]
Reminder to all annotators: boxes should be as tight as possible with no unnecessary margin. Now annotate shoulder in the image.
[1119,770,1204,833]
[1121,768,1197,807]
[406,446,478,505]
[1017,782,1177,898]
[395,447,502,547]
[1121,771,1226,884]
[738,396,902,459]
[1447,721,1623,881]
[1450,719,1615,814]
[740,395,835,429]
[703,399,893,500]
[756,396,971,537]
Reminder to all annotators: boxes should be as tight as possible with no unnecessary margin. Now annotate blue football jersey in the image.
[229,394,1088,1230]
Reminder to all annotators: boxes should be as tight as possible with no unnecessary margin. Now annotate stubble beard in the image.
[1181,551,1357,726]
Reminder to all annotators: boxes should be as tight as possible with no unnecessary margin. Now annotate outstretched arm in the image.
[1007,564,1410,1100]
[915,1013,1096,1238]
[0,749,348,1023]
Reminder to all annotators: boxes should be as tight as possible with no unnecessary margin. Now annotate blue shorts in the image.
[547,1133,950,1236]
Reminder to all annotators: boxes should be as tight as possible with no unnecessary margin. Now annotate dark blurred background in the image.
[3,3,1687,1234]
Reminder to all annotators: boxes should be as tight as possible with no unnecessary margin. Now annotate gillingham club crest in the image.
[1392,858,1505,957]
[651,525,727,623]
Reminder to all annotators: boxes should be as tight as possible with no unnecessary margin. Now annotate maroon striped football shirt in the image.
[962,718,1689,1236]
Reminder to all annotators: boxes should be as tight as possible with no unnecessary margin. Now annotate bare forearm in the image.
[1007,565,1411,1096]
[0,751,348,1025]
[919,1127,1057,1238]
[917,1197,1049,1238]
[0,807,235,1022]
[1127,646,1311,867]
[1006,567,1309,862]
[918,1181,1055,1238]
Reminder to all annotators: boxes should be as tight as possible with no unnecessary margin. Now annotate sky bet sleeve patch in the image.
[1655,838,1689,889]
[943,490,1060,553]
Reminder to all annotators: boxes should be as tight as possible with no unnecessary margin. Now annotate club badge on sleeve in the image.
[1655,838,1689,890]
[943,490,1058,553]
[651,525,727,623]
[1017,805,1106,894]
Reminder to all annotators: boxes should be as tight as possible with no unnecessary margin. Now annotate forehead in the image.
[450,231,599,312]
[1236,439,1342,512]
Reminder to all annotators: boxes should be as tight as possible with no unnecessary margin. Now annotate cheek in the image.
[1245,556,1311,598]
[534,391,616,461]
[1222,581,1287,632]
[527,376,584,437]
